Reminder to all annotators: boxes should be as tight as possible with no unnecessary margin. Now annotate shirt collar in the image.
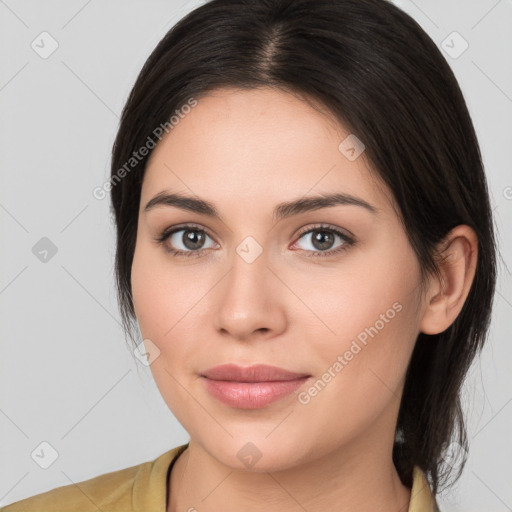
[408,466,439,512]
[133,445,438,512]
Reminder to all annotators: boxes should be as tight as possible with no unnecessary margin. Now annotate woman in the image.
[1,0,497,511]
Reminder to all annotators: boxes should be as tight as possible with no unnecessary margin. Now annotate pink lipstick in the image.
[200,364,311,409]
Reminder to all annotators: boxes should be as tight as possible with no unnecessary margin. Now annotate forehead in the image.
[141,87,392,215]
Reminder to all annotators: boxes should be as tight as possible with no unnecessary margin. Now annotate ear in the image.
[419,225,478,335]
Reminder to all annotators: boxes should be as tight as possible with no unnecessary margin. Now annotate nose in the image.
[212,242,287,342]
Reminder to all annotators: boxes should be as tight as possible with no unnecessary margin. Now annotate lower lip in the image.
[201,376,310,409]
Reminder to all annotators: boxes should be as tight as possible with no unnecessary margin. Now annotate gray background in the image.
[0,1,510,510]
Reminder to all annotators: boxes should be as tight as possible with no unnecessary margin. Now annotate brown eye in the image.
[177,229,207,250]
[293,224,355,257]
[157,225,214,256]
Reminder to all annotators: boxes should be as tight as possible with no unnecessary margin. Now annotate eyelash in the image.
[155,223,355,259]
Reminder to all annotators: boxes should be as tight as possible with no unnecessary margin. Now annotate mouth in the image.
[199,364,312,409]
[200,363,311,382]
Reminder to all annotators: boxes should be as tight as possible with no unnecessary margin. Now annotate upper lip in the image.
[200,364,311,382]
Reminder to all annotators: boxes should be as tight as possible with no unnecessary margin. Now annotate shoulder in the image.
[0,444,189,512]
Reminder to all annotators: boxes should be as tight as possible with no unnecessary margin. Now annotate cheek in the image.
[131,242,196,415]
[297,235,422,401]
[131,245,165,339]
[131,239,176,345]
[293,236,421,356]
[294,282,420,452]
[131,237,193,340]
[131,238,211,381]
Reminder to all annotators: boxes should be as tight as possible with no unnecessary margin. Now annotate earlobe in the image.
[419,225,478,335]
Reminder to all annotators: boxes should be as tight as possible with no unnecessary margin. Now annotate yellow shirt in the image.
[0,443,438,511]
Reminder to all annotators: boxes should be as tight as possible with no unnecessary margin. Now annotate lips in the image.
[200,363,310,382]
[199,364,312,409]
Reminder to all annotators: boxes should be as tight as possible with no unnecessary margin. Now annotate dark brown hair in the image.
[109,0,497,498]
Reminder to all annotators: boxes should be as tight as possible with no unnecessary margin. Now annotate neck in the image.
[167,422,411,512]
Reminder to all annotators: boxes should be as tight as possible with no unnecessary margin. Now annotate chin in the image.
[199,434,310,473]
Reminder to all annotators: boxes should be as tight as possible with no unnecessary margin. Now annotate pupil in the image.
[313,230,334,250]
[184,230,204,250]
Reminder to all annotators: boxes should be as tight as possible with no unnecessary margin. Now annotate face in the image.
[131,87,427,471]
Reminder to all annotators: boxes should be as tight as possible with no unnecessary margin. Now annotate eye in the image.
[155,222,355,259]
[292,224,354,258]
[156,223,217,258]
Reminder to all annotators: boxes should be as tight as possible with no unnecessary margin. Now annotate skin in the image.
[130,86,478,512]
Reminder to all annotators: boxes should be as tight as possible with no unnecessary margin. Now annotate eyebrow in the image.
[144,191,379,221]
